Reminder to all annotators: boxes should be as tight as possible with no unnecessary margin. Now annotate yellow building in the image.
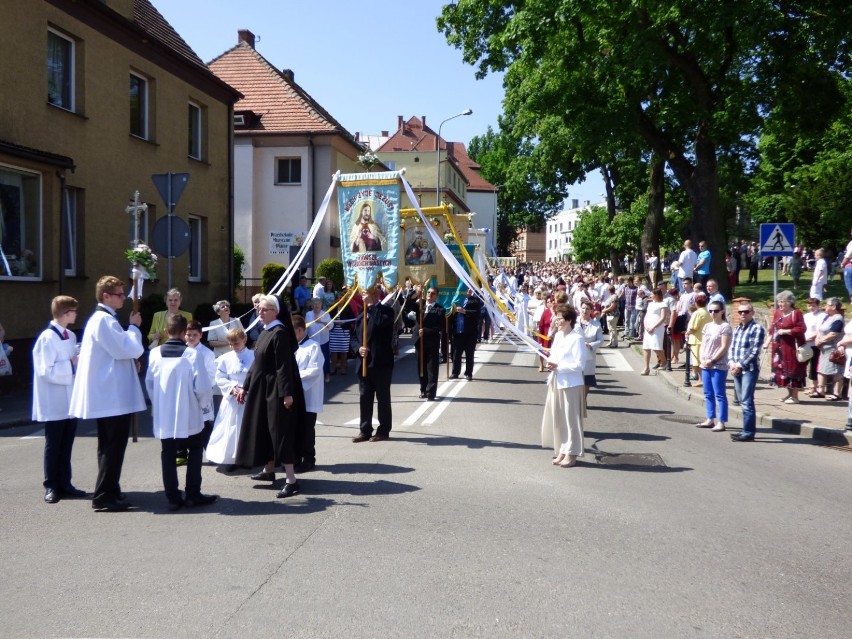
[0,0,239,346]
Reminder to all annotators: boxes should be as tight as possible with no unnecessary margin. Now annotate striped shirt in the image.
[729,318,766,372]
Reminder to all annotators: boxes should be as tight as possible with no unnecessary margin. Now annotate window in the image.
[63,187,78,276]
[129,73,148,139]
[188,102,201,159]
[47,29,74,110]
[275,158,302,184]
[0,165,42,279]
[188,215,202,281]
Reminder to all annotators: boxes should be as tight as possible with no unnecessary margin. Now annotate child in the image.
[182,320,216,462]
[206,328,254,472]
[32,296,86,503]
[292,315,324,473]
[145,315,216,511]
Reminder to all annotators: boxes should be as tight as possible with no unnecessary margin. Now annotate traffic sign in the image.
[151,173,189,212]
[759,223,795,256]
[151,215,190,258]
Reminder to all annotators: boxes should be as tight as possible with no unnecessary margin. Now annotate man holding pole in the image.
[414,287,446,400]
[70,276,145,512]
[351,288,395,442]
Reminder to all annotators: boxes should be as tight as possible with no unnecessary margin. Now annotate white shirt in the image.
[32,321,77,422]
[547,330,587,389]
[305,310,330,345]
[296,337,325,414]
[145,343,210,439]
[678,248,698,278]
[69,306,145,419]
[313,282,325,299]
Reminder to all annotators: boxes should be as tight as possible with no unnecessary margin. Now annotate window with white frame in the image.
[129,72,148,139]
[63,187,78,276]
[188,215,202,281]
[0,165,42,279]
[188,102,202,159]
[275,157,302,184]
[47,29,74,110]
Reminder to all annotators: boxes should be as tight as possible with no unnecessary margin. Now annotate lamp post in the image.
[435,108,473,205]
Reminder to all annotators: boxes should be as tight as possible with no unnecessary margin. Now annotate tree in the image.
[439,1,851,293]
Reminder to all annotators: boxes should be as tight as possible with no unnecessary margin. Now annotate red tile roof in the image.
[209,42,358,140]
[379,116,495,191]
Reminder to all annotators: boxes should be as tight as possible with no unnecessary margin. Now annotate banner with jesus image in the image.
[338,171,401,291]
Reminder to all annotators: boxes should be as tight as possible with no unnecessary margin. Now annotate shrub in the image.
[316,258,344,290]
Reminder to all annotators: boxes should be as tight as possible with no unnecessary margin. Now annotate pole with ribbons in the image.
[125,191,148,442]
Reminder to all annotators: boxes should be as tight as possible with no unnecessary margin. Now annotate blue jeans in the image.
[624,308,637,338]
[844,266,852,298]
[701,368,729,422]
[733,369,758,437]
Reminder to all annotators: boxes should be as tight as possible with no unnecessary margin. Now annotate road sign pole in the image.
[773,256,778,311]
[167,172,173,291]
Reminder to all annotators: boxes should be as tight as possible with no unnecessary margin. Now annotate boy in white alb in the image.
[292,315,324,473]
[32,295,86,504]
[145,315,216,511]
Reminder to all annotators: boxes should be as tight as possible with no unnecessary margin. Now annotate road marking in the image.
[598,349,634,371]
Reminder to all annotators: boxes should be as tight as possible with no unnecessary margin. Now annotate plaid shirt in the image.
[729,318,765,372]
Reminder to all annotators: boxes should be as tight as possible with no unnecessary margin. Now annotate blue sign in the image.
[759,223,795,257]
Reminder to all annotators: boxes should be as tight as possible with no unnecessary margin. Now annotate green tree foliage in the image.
[261,263,285,297]
[315,258,344,291]
[232,243,245,299]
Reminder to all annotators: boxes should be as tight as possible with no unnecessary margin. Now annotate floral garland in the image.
[125,243,157,279]
[357,150,380,169]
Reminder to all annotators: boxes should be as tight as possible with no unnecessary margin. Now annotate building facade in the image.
[545,199,602,262]
[0,0,238,344]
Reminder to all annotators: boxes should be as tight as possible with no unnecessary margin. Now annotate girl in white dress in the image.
[206,328,254,470]
[641,288,670,374]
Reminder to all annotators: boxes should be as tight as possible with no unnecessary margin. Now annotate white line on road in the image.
[598,349,634,371]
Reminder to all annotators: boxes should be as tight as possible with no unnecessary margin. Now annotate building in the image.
[545,199,603,262]
[0,0,239,346]
[209,30,365,286]
[511,227,546,263]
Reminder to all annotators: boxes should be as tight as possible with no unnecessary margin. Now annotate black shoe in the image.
[465,375,473,381]
[250,471,276,481]
[276,481,301,498]
[92,499,131,512]
[730,434,755,442]
[428,396,438,401]
[294,461,316,473]
[449,375,459,380]
[223,464,237,473]
[418,392,427,399]
[369,434,389,442]
[44,489,59,504]
[168,499,185,512]
[60,486,87,498]
[185,494,218,508]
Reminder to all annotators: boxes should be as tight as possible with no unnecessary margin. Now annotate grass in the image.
[732,267,848,312]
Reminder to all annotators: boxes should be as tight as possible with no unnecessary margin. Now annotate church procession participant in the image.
[145,315,217,511]
[206,327,254,472]
[450,287,483,381]
[292,315,324,473]
[69,276,146,512]
[184,320,217,460]
[235,295,306,498]
[32,296,86,504]
[413,286,445,401]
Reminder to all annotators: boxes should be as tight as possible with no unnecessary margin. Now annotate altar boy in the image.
[145,315,217,511]
[32,296,86,503]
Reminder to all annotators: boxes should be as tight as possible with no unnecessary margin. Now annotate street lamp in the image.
[435,108,473,205]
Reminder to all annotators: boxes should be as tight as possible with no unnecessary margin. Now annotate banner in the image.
[338,171,401,291]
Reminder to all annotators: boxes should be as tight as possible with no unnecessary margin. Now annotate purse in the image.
[828,348,846,365]
[795,344,814,363]
[0,343,12,376]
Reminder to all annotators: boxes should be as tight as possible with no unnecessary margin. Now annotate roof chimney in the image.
[422,116,427,128]
[282,69,294,82]
[397,115,403,130]
[238,30,256,49]
[381,131,388,137]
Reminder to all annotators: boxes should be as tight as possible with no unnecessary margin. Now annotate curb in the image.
[655,367,852,446]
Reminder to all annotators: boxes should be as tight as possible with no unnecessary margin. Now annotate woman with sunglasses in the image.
[695,301,732,431]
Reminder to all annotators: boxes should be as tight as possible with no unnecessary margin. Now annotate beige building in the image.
[0,0,239,346]
[512,227,546,263]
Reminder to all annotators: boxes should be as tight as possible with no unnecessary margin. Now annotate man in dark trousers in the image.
[351,287,396,442]
[414,286,446,401]
[450,287,482,381]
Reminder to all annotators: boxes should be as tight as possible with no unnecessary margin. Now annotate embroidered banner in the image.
[338,171,401,291]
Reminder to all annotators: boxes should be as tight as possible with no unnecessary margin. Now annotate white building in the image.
[545,199,604,261]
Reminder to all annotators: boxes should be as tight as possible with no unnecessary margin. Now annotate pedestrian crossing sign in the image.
[759,223,795,256]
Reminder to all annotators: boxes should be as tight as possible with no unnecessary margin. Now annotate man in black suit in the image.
[450,288,483,381]
[414,287,446,401]
[351,288,396,442]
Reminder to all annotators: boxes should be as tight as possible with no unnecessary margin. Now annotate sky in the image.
[153,0,604,204]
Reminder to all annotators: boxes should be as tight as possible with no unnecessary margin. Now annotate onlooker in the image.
[32,295,86,503]
[293,276,312,314]
[328,289,354,376]
[790,249,803,291]
[206,300,240,358]
[728,302,766,441]
[706,279,725,306]
[810,248,828,301]
[312,275,327,300]
[695,241,711,287]
[244,293,265,348]
[747,243,761,284]
[842,226,852,304]
[769,290,807,404]
[541,304,587,468]
[145,315,216,511]
[69,276,146,512]
[640,288,669,375]
[147,288,192,349]
[695,301,732,432]
[577,301,603,401]
[537,295,555,370]
[601,286,619,348]
[623,277,638,340]
[726,250,737,297]
[803,298,826,396]
[686,293,711,383]
[677,240,698,290]
[837,312,852,431]
[813,297,846,400]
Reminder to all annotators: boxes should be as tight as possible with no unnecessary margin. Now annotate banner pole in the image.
[361,300,368,378]
[419,292,424,378]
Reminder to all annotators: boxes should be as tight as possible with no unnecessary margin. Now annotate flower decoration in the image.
[126,243,157,280]
[357,150,380,169]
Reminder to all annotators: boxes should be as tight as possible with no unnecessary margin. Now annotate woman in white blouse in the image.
[541,304,588,468]
[207,300,241,358]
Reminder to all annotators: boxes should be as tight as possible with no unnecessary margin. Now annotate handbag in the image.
[795,344,814,363]
[828,348,846,365]
[0,343,12,376]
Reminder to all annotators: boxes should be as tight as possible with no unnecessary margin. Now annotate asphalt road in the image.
[1,336,849,638]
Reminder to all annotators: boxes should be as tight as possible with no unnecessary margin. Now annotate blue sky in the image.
[153,0,604,204]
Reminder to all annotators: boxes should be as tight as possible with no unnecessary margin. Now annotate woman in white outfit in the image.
[207,300,241,358]
[576,300,602,402]
[206,327,254,471]
[641,288,670,375]
[541,304,588,468]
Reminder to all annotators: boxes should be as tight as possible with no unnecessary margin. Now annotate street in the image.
[1,337,850,638]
